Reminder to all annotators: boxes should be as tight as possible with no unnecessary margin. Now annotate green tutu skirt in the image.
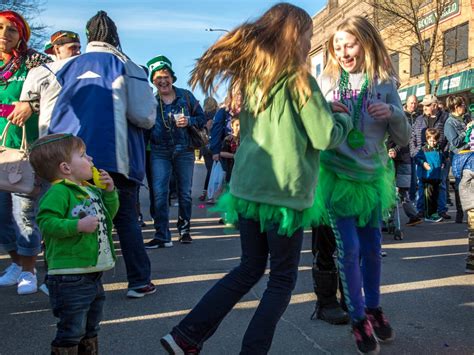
[213,162,395,235]
[311,163,396,228]
[213,192,317,237]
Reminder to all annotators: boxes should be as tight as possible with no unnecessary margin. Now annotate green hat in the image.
[44,40,52,55]
[146,55,176,82]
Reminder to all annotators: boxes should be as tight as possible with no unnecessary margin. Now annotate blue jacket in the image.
[409,110,448,158]
[415,145,444,180]
[20,42,157,183]
[150,87,205,150]
[210,108,233,155]
[444,114,470,154]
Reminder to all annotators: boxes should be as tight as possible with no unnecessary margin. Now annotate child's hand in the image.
[368,102,392,120]
[77,215,99,233]
[330,101,350,114]
[96,169,115,192]
[388,148,397,159]
[423,162,431,171]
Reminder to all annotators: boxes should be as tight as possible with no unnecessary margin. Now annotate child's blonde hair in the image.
[189,2,313,113]
[324,16,398,84]
[29,134,86,182]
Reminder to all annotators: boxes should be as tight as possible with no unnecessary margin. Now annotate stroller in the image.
[385,187,404,240]
[384,162,417,240]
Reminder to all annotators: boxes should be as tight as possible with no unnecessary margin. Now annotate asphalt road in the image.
[0,162,473,354]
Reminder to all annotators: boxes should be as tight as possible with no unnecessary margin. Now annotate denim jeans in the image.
[109,173,151,289]
[174,216,304,354]
[47,273,105,347]
[416,164,448,214]
[0,191,42,256]
[150,147,195,242]
[331,217,382,322]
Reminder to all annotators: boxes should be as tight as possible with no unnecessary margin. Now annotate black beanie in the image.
[86,10,121,50]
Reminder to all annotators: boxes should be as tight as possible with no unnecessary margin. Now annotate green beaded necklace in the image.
[339,70,370,149]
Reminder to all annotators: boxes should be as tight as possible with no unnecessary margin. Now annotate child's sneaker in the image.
[366,307,395,342]
[0,263,21,286]
[424,214,443,223]
[17,271,38,295]
[126,282,156,298]
[161,332,200,354]
[352,318,380,354]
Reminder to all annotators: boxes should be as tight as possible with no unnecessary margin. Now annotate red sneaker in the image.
[161,332,200,354]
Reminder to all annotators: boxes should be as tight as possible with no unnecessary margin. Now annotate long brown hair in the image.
[189,2,313,113]
[324,16,397,84]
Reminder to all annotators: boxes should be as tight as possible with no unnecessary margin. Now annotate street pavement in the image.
[1,161,473,354]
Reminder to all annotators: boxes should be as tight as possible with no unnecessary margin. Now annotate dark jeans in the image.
[47,273,105,347]
[150,148,195,242]
[423,178,441,217]
[409,158,417,201]
[174,216,304,354]
[203,152,213,191]
[110,173,151,289]
[145,150,155,218]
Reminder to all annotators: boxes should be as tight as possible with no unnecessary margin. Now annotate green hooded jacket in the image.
[36,180,119,270]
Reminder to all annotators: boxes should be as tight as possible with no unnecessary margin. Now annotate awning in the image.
[398,68,473,102]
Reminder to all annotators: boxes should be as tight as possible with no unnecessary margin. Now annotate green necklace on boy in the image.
[339,70,370,149]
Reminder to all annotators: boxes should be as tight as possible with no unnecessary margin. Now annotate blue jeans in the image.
[109,173,151,289]
[150,147,195,242]
[331,217,382,321]
[47,273,105,347]
[174,216,304,354]
[0,191,42,256]
[416,164,448,214]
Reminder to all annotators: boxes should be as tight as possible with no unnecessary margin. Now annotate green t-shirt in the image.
[0,60,39,148]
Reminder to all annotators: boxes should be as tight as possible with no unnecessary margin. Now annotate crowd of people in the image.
[0,3,472,355]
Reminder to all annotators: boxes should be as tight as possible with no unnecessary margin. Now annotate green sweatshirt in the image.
[229,74,352,211]
[0,60,39,148]
[36,179,119,270]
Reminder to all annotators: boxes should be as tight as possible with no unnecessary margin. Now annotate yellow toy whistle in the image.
[92,167,107,189]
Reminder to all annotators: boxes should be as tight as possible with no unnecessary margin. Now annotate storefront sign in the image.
[418,0,460,31]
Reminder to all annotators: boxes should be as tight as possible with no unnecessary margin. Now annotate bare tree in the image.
[0,0,48,50]
[368,0,454,94]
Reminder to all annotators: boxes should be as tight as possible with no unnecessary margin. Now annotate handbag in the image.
[188,125,209,150]
[0,121,35,194]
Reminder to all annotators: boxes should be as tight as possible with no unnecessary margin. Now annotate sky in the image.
[39,0,326,101]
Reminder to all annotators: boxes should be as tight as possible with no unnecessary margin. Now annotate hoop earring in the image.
[15,40,22,50]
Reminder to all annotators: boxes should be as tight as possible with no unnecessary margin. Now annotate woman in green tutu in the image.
[315,16,410,354]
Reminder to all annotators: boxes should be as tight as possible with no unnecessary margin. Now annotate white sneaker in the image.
[17,271,38,295]
[39,283,49,296]
[0,263,22,286]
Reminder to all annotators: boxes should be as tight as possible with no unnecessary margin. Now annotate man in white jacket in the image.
[15,11,157,298]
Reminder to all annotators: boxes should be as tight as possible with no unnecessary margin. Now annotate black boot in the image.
[311,270,349,325]
[78,336,98,355]
[51,345,78,355]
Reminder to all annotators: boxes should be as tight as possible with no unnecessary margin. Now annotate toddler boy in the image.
[30,133,119,354]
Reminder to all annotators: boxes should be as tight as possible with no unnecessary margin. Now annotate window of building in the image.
[315,64,322,78]
[443,22,469,66]
[410,39,430,77]
[390,52,399,77]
